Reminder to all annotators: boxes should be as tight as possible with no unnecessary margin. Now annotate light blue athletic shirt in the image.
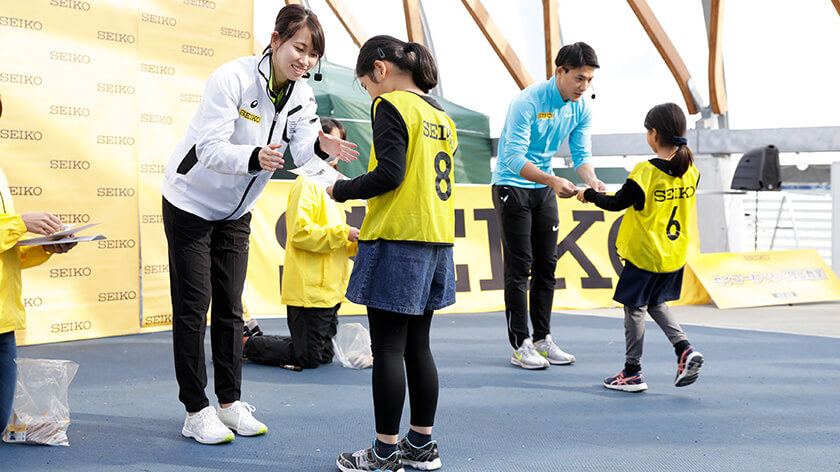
[491,76,592,188]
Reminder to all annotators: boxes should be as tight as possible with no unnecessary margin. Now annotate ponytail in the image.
[644,103,694,177]
[356,35,438,93]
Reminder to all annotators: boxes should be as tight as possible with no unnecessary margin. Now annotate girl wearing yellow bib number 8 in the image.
[327,36,456,472]
[578,103,704,393]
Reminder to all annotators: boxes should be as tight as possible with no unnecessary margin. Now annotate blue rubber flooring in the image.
[4,312,840,471]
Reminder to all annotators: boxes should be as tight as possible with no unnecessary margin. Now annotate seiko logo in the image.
[23,297,42,307]
[141,13,176,26]
[10,186,42,196]
[0,16,43,31]
[220,27,250,39]
[653,185,696,202]
[97,82,135,94]
[143,264,169,274]
[140,163,165,173]
[181,44,214,57]
[51,320,92,333]
[141,214,163,224]
[180,93,201,103]
[49,267,92,278]
[98,239,136,249]
[0,72,43,86]
[183,0,215,9]
[140,113,173,125]
[1,129,43,140]
[97,187,135,197]
[141,63,175,76]
[50,105,90,117]
[50,159,90,170]
[97,30,135,43]
[55,213,90,223]
[98,290,137,302]
[49,50,91,64]
[50,0,91,11]
[143,314,172,326]
[97,135,135,145]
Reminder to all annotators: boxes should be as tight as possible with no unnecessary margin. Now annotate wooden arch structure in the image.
[285,0,840,117]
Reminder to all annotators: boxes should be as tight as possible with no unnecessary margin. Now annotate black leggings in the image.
[368,307,438,436]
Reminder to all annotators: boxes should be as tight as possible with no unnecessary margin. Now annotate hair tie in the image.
[671,136,687,146]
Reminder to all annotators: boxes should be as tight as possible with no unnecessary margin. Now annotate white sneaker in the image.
[534,335,576,365]
[510,338,549,370]
[217,401,268,436]
[182,406,235,444]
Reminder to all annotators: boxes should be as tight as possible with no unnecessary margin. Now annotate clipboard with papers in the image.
[15,222,106,247]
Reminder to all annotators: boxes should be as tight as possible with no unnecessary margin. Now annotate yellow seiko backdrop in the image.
[246,182,708,316]
[0,0,253,345]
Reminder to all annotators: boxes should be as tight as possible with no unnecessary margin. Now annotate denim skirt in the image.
[345,239,456,315]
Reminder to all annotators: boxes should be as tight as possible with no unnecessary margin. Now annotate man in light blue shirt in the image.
[492,42,606,370]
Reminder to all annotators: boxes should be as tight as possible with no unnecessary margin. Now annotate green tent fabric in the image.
[274,60,492,184]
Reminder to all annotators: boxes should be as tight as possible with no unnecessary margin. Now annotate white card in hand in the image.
[288,157,347,186]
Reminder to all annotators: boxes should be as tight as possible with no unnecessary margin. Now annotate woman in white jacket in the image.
[161,4,357,445]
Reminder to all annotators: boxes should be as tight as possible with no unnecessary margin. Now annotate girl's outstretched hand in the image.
[318,130,360,163]
[576,186,591,203]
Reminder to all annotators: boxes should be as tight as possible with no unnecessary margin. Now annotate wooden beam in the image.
[461,0,534,89]
[325,0,369,48]
[626,0,698,114]
[708,0,727,114]
[833,0,840,16]
[284,0,301,4]
[542,0,560,79]
[403,0,425,45]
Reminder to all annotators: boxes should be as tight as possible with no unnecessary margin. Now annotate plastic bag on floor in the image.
[2,358,79,446]
[332,323,373,369]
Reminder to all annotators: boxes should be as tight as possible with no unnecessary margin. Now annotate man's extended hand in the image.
[550,176,579,198]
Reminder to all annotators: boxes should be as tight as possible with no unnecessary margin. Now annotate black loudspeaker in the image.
[730,145,781,191]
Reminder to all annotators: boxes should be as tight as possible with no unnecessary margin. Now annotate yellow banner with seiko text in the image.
[246,182,708,316]
[0,0,253,345]
[687,249,840,309]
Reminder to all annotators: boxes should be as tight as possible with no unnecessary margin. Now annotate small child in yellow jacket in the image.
[243,118,359,368]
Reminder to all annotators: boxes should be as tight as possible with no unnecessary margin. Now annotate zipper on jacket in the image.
[222,58,294,221]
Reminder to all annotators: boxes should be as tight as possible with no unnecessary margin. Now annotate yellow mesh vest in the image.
[615,161,699,272]
[360,91,458,244]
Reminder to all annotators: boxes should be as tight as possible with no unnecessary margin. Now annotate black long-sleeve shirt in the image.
[583,158,692,211]
[332,94,446,202]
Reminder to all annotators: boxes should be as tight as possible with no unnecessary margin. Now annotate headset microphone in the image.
[313,58,323,81]
[590,84,596,100]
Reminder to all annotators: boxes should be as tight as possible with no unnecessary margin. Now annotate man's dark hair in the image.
[554,42,599,70]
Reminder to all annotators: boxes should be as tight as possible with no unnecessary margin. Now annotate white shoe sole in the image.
[543,355,576,365]
[403,458,442,470]
[510,357,549,370]
[226,424,268,436]
[675,352,704,387]
[336,458,405,472]
[603,382,648,393]
[181,427,235,445]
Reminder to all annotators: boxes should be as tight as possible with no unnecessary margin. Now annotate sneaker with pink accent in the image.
[603,369,648,392]
[675,346,704,387]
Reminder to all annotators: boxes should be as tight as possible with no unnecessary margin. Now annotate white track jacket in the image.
[161,51,329,221]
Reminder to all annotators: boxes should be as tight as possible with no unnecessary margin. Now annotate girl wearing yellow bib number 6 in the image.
[327,35,456,472]
[578,103,704,393]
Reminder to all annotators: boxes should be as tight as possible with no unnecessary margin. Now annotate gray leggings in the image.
[624,303,688,365]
